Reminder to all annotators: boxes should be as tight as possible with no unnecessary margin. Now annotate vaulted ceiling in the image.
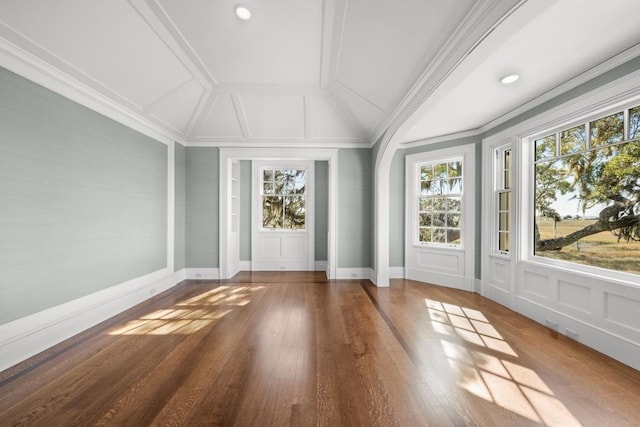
[1,1,639,148]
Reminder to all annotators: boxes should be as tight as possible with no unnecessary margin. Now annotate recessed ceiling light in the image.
[500,74,520,84]
[234,4,251,21]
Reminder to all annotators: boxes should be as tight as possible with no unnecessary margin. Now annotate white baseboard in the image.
[389,267,405,279]
[335,268,374,280]
[185,268,220,280]
[0,268,186,373]
[238,261,327,272]
[516,296,640,372]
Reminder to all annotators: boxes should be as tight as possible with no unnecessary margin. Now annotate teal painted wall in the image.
[0,67,168,325]
[240,160,251,261]
[389,150,405,267]
[315,160,329,261]
[174,142,186,271]
[185,147,219,268]
[338,148,372,268]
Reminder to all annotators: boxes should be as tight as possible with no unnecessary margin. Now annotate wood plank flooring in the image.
[1,272,640,426]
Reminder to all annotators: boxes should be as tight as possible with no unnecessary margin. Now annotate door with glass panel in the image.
[251,161,314,271]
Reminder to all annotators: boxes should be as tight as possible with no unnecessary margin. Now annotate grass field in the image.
[536,218,640,274]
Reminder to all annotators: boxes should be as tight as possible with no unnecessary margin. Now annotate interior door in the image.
[252,160,314,271]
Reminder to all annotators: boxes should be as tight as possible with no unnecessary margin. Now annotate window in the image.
[532,106,640,275]
[496,147,511,254]
[261,168,306,230]
[417,160,463,246]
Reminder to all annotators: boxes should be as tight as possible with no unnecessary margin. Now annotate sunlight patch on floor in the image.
[108,286,263,336]
[427,298,580,426]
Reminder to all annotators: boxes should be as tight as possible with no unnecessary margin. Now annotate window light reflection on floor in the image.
[426,299,580,426]
[108,285,263,336]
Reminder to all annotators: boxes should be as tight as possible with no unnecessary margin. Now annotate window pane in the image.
[263,183,274,194]
[421,180,432,195]
[499,232,510,252]
[433,212,446,227]
[499,212,509,232]
[448,161,462,178]
[421,165,433,181]
[433,228,446,243]
[534,140,640,274]
[263,169,273,182]
[629,105,640,139]
[590,112,623,146]
[284,196,305,229]
[449,178,462,193]
[499,192,510,211]
[433,197,447,210]
[419,197,431,211]
[434,163,447,180]
[447,213,461,227]
[448,229,461,245]
[263,196,283,228]
[560,125,586,155]
[447,197,461,212]
[535,135,556,160]
[504,149,511,170]
[419,227,432,243]
[419,213,432,226]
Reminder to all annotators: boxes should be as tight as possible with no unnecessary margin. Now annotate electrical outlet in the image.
[566,328,579,341]
[195,273,202,278]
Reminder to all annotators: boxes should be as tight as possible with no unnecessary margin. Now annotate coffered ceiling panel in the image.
[146,79,205,136]
[157,0,322,85]
[333,84,385,136]
[241,94,306,139]
[0,0,193,108]
[193,94,244,139]
[307,96,363,140]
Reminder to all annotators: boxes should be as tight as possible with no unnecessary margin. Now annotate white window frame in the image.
[521,102,640,286]
[495,145,512,257]
[413,157,464,249]
[405,144,476,292]
[259,166,308,232]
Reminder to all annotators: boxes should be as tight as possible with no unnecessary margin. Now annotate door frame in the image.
[251,160,314,271]
[219,148,338,279]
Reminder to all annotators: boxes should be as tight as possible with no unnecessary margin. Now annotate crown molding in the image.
[0,35,179,146]
[370,0,527,147]
[478,42,640,136]
[186,137,369,149]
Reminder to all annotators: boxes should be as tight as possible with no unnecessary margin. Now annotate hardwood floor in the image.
[1,272,640,426]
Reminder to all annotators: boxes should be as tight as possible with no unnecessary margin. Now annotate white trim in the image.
[516,295,640,372]
[219,148,338,280]
[335,268,374,280]
[251,160,315,271]
[185,268,220,280]
[404,144,476,293]
[239,260,252,271]
[0,268,185,372]
[186,138,369,148]
[479,43,640,137]
[0,35,178,146]
[389,267,405,279]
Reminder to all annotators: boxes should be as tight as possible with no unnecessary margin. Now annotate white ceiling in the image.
[0,0,639,148]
